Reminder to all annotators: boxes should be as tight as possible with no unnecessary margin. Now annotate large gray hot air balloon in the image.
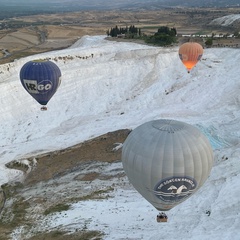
[121,119,213,211]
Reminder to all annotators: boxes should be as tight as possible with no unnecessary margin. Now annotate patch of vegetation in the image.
[10,197,30,227]
[0,183,111,239]
[144,26,177,46]
[69,187,115,203]
[0,183,30,238]
[0,196,30,229]
[106,25,141,37]
[44,203,70,215]
[107,25,177,46]
[205,38,213,47]
[39,186,114,218]
[1,182,24,199]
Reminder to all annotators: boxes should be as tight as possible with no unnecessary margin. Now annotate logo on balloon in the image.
[154,176,197,203]
[23,79,53,94]
[179,54,188,61]
[197,54,203,61]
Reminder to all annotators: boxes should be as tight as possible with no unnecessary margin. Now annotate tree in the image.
[145,26,177,46]
[107,25,139,38]
[138,28,142,36]
[171,27,177,36]
[205,38,213,47]
[234,31,240,38]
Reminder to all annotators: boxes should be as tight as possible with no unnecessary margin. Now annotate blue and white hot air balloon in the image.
[20,60,61,110]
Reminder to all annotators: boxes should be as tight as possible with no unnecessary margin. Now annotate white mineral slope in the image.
[0,35,239,239]
[209,14,240,26]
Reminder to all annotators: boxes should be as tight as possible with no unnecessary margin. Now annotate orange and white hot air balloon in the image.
[179,42,203,73]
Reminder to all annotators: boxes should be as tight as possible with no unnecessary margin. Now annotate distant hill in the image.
[148,0,240,8]
[0,0,239,18]
[208,14,240,30]
[209,14,240,26]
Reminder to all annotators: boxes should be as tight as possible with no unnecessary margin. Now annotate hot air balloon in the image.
[20,60,61,110]
[121,119,213,214]
[179,42,203,73]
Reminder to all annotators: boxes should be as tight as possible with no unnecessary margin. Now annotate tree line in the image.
[106,25,141,38]
[106,25,177,46]
[145,26,177,46]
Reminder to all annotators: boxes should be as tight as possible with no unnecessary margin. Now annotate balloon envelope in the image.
[179,42,203,73]
[121,119,213,211]
[19,60,61,106]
